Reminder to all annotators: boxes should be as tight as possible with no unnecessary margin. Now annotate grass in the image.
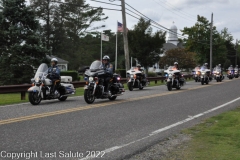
[167,107,240,160]
[0,79,192,106]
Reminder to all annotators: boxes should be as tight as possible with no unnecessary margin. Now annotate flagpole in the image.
[115,21,118,71]
[101,32,102,61]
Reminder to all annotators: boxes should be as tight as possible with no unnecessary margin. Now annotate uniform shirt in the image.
[48,65,60,79]
[101,63,113,75]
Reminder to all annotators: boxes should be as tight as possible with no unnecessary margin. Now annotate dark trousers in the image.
[104,77,111,92]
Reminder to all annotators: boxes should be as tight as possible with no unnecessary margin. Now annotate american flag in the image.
[117,22,123,32]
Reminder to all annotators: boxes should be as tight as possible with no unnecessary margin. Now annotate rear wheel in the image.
[201,79,204,85]
[109,96,117,101]
[84,89,95,104]
[58,96,67,101]
[29,92,41,105]
[167,82,172,91]
[139,83,143,90]
[206,80,209,85]
[128,82,133,91]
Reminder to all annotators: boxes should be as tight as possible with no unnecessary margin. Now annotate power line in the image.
[89,0,121,7]
[151,0,196,23]
[156,0,196,19]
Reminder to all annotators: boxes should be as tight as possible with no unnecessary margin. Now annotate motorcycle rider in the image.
[101,55,113,92]
[172,62,183,85]
[48,58,61,95]
[136,64,146,83]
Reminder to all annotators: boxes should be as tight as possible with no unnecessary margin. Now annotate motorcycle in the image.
[200,66,211,85]
[227,69,234,79]
[164,66,185,91]
[126,67,149,91]
[192,67,201,82]
[234,68,239,78]
[83,60,124,104]
[213,68,224,82]
[28,63,75,105]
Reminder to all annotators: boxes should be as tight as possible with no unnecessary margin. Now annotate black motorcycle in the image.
[83,60,125,104]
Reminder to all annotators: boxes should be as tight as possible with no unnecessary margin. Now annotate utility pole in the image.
[210,13,213,72]
[236,39,238,66]
[121,0,130,74]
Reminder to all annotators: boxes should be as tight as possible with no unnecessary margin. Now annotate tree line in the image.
[0,0,239,85]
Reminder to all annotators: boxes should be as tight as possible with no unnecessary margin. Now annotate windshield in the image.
[195,67,200,71]
[34,63,48,79]
[201,66,207,70]
[167,66,177,70]
[228,67,233,70]
[89,60,102,70]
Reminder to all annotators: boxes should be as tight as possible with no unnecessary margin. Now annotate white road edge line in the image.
[80,96,240,160]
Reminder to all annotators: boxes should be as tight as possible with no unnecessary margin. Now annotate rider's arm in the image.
[106,64,113,74]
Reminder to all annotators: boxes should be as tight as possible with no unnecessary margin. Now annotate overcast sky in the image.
[87,0,240,42]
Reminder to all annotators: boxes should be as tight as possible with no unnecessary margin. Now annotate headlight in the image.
[168,73,173,78]
[201,72,205,75]
[216,72,219,74]
[35,77,39,83]
[130,74,134,78]
[89,77,94,82]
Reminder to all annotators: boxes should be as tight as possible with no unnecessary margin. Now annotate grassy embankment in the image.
[165,107,240,160]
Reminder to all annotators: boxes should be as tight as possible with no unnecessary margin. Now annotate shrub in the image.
[61,71,80,81]
[147,72,157,77]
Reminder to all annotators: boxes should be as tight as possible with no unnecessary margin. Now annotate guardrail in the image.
[0,75,192,100]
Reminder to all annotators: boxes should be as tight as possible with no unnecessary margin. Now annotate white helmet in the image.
[204,63,208,66]
[51,58,58,64]
[102,55,110,60]
[137,64,141,67]
[174,62,178,65]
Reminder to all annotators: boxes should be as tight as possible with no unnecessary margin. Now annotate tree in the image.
[128,18,166,74]
[159,48,197,69]
[181,15,227,66]
[0,0,47,85]
[30,0,108,70]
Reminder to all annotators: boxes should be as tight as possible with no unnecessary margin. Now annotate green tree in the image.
[159,48,197,69]
[181,15,228,66]
[128,18,166,74]
[0,0,47,85]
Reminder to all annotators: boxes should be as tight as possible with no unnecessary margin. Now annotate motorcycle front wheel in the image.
[84,89,95,104]
[29,92,42,105]
[167,82,172,91]
[128,82,134,91]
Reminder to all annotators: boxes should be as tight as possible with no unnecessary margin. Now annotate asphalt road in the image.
[1,78,240,160]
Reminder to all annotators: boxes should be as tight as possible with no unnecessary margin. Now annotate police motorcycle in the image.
[234,67,239,78]
[28,63,75,105]
[126,67,149,91]
[192,66,201,82]
[227,66,234,79]
[213,67,224,82]
[83,60,124,104]
[200,65,211,85]
[164,66,185,91]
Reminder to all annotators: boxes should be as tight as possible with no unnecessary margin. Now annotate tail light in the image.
[94,77,98,81]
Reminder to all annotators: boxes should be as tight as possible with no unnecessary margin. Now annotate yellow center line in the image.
[0,79,237,126]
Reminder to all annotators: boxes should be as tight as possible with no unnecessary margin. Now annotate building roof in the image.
[46,55,68,64]
[163,43,178,51]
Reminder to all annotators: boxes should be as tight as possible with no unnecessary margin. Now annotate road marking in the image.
[0,80,237,125]
[87,96,240,158]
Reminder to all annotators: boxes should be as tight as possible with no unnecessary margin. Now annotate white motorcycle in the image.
[200,66,211,85]
[164,66,185,91]
[28,63,75,105]
[126,67,148,91]
[234,68,239,78]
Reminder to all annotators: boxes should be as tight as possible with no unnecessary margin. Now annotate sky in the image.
[87,0,240,42]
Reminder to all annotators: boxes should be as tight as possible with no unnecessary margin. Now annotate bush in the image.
[147,72,157,77]
[61,71,80,81]
[115,69,126,78]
